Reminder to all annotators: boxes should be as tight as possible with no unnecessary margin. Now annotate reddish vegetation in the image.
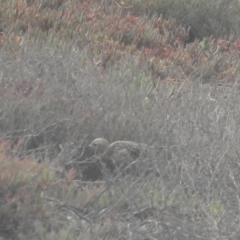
[0,0,239,89]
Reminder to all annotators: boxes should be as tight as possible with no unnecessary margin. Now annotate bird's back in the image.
[100,140,141,173]
[109,141,141,160]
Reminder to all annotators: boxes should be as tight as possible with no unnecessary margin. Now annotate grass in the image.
[0,0,240,239]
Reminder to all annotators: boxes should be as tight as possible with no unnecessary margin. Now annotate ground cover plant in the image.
[0,0,240,239]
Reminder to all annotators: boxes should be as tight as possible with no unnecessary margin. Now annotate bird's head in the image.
[89,138,109,155]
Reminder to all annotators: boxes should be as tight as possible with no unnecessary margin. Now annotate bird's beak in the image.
[88,143,93,148]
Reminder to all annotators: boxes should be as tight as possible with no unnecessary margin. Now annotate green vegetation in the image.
[0,0,240,239]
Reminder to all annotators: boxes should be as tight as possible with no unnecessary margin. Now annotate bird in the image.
[88,138,142,173]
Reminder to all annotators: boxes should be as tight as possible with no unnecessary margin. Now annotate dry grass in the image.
[0,0,240,239]
[1,43,240,239]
